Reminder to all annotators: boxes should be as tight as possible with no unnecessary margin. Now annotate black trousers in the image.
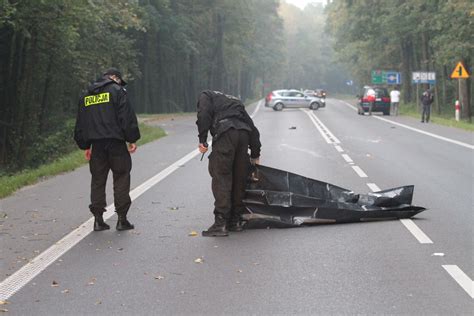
[89,139,132,217]
[422,104,431,122]
[208,129,250,222]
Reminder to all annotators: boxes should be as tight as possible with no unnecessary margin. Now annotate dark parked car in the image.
[315,89,326,99]
[357,86,390,115]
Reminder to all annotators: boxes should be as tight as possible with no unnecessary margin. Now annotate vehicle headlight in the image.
[321,99,325,103]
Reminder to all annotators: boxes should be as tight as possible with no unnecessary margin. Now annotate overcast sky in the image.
[284,0,327,9]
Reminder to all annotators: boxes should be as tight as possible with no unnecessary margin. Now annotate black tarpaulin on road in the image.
[242,165,426,228]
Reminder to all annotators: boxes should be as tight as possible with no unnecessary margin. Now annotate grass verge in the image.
[400,103,474,131]
[0,122,166,199]
[336,98,473,131]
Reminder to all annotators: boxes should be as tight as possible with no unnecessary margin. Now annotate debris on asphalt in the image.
[87,277,97,286]
[51,280,59,287]
[188,231,198,237]
[431,253,445,257]
[289,126,297,130]
[194,257,204,264]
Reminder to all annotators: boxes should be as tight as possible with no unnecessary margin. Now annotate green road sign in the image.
[371,70,384,84]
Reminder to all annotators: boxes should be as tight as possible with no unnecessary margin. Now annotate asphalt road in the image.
[1,98,473,315]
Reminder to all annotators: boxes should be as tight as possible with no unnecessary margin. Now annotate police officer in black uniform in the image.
[74,68,140,231]
[196,90,261,237]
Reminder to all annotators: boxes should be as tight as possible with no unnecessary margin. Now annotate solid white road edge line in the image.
[0,100,262,301]
[0,148,202,301]
[367,183,434,245]
[442,265,474,299]
[337,99,474,150]
[399,219,433,244]
[351,166,368,178]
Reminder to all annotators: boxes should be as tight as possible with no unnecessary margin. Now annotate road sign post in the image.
[450,62,470,120]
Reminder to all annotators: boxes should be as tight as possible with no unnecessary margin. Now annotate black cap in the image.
[103,67,127,86]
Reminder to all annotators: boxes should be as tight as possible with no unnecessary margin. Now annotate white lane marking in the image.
[341,154,353,163]
[310,102,435,246]
[442,265,474,299]
[366,183,380,192]
[334,145,344,153]
[366,183,434,244]
[351,166,368,178]
[303,110,333,143]
[400,219,433,244]
[0,149,201,301]
[0,102,262,301]
[250,99,263,118]
[302,109,341,144]
[337,99,474,150]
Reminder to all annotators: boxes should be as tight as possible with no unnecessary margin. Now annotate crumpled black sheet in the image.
[242,165,426,228]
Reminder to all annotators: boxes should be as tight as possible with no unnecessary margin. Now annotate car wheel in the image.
[383,110,390,116]
[273,103,283,111]
[310,103,319,110]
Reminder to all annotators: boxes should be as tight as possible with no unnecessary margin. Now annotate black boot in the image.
[116,215,134,231]
[228,220,245,232]
[94,214,110,231]
[202,214,228,237]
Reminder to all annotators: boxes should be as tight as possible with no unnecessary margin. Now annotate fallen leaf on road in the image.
[188,231,198,237]
[0,301,8,305]
[169,206,179,211]
[61,289,70,294]
[194,258,204,264]
[51,280,59,287]
[237,269,243,273]
[0,308,8,312]
[95,300,102,305]
[87,277,97,286]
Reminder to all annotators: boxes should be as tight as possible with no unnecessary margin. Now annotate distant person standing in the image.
[367,87,376,115]
[390,87,401,116]
[74,68,140,231]
[420,88,434,123]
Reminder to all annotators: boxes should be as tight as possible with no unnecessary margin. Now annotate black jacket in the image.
[196,90,261,158]
[421,92,434,106]
[74,77,140,150]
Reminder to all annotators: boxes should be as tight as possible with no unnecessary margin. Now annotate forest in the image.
[326,0,473,119]
[0,0,472,171]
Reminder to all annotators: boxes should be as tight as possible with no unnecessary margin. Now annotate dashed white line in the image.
[399,219,433,244]
[341,154,353,163]
[366,183,380,192]
[367,183,434,244]
[334,145,344,153]
[442,265,474,299]
[351,166,368,178]
[318,100,474,300]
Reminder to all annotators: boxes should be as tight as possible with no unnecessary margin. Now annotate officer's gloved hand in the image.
[250,157,260,166]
